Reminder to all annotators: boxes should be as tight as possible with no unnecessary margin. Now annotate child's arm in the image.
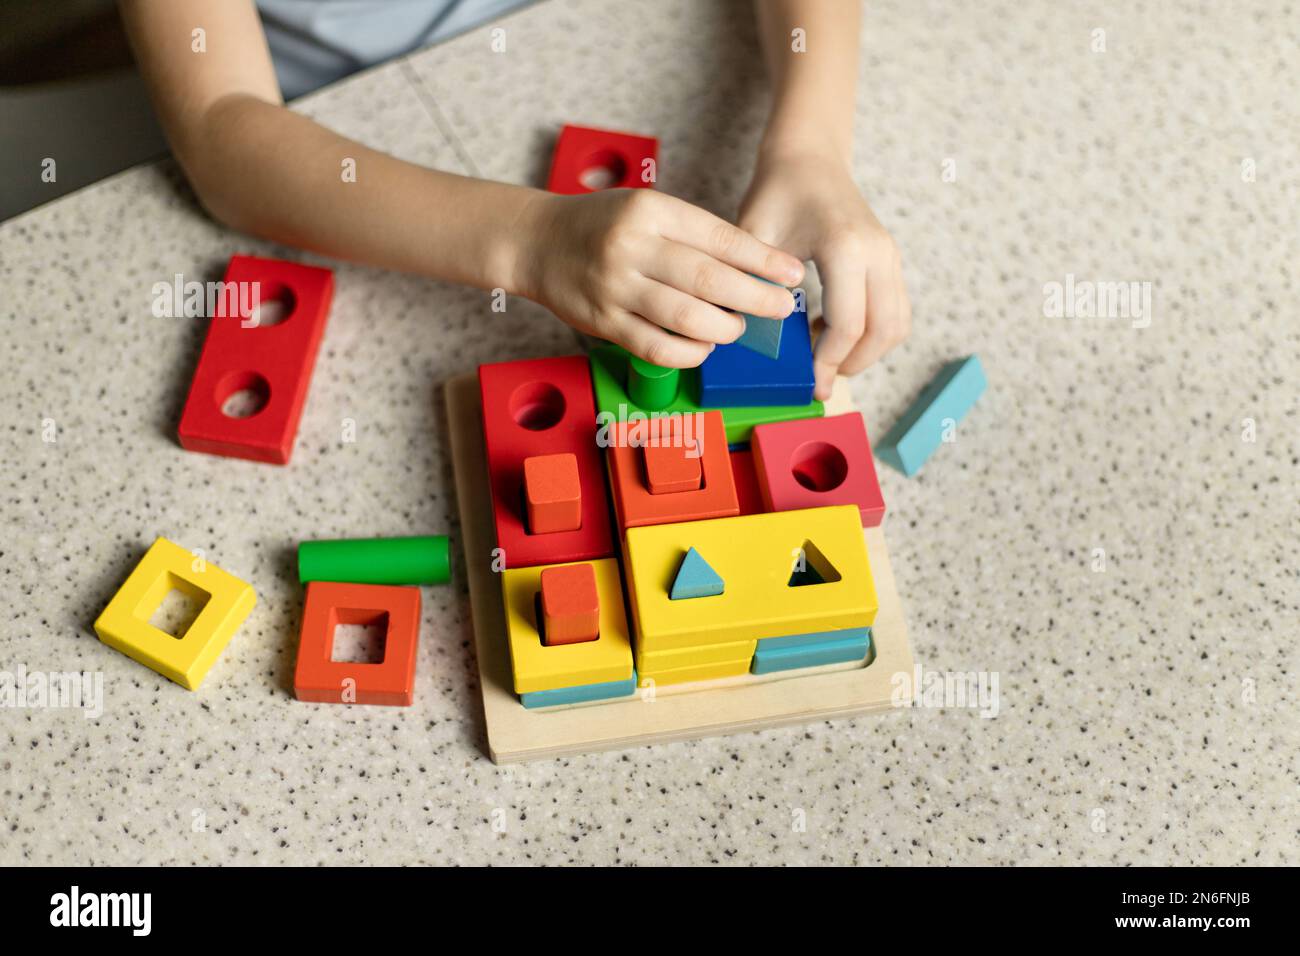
[118,0,804,369]
[743,0,911,399]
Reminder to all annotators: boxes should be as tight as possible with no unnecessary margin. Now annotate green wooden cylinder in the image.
[298,535,450,585]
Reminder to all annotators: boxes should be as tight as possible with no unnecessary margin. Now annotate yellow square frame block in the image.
[93,538,256,690]
[503,557,634,694]
[639,658,753,687]
[636,638,756,672]
[625,505,878,650]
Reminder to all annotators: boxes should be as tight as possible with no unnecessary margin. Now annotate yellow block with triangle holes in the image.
[625,505,877,652]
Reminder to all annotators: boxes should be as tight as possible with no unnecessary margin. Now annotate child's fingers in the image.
[812,256,869,400]
[612,311,715,369]
[634,280,746,345]
[658,198,804,288]
[643,244,795,319]
[840,271,911,375]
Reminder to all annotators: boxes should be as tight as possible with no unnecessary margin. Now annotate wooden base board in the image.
[445,373,914,763]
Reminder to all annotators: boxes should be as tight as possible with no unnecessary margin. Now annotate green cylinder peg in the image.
[627,356,680,410]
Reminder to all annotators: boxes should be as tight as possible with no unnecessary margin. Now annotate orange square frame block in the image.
[294,581,421,706]
[751,412,886,527]
[524,453,581,533]
[644,442,702,495]
[539,563,599,645]
[606,410,738,532]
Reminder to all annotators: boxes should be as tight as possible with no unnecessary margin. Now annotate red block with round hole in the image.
[539,563,600,646]
[546,124,659,194]
[750,412,886,527]
[478,355,614,568]
[644,442,702,495]
[524,453,582,533]
[177,255,333,464]
[294,581,421,706]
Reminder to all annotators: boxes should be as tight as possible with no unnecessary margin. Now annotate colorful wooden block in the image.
[698,304,814,407]
[520,670,638,709]
[502,558,633,694]
[627,356,680,410]
[644,442,702,495]
[751,412,886,527]
[589,344,824,446]
[669,547,724,600]
[298,535,451,585]
[638,657,753,687]
[294,581,421,706]
[93,538,256,690]
[751,627,872,675]
[876,355,987,476]
[539,563,600,645]
[479,356,614,568]
[729,449,766,516]
[624,505,877,651]
[606,411,738,531]
[178,255,333,464]
[546,124,658,194]
[635,637,756,674]
[523,453,582,534]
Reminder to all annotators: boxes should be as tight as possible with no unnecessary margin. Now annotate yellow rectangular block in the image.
[93,538,256,690]
[503,558,634,694]
[635,638,756,673]
[625,505,877,651]
[639,657,753,687]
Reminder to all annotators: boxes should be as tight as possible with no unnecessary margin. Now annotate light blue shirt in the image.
[258,0,535,99]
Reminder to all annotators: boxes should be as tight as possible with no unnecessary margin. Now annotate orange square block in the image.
[294,581,421,706]
[539,563,600,645]
[606,411,738,532]
[524,452,582,534]
[644,442,703,495]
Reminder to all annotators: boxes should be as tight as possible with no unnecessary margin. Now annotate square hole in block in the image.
[330,608,389,664]
[145,572,211,639]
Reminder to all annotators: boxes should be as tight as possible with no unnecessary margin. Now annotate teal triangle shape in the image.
[670,547,725,600]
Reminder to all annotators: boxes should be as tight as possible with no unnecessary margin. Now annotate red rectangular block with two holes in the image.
[178,255,333,464]
[539,563,600,646]
[546,124,659,194]
[294,581,421,706]
[479,355,614,569]
[750,412,886,527]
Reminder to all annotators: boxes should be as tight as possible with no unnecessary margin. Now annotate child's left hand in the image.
[739,149,911,400]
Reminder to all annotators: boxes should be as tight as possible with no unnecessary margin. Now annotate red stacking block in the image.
[539,563,600,646]
[178,255,333,464]
[478,355,614,569]
[728,449,766,516]
[644,442,702,495]
[546,124,659,195]
[524,453,582,533]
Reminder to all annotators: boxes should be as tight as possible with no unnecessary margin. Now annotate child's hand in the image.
[518,190,805,368]
[739,150,911,400]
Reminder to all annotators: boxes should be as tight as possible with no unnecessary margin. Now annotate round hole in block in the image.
[578,149,628,190]
[509,381,566,430]
[216,370,272,419]
[241,282,295,328]
[790,441,849,492]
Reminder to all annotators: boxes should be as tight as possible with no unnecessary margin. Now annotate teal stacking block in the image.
[669,547,725,600]
[520,670,638,709]
[876,355,986,477]
[751,627,872,675]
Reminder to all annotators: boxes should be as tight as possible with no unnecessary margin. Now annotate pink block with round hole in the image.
[750,413,886,527]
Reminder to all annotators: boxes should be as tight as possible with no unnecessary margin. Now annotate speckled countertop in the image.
[1,0,1295,865]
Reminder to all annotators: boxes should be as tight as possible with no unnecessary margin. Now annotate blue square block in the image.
[698,305,815,408]
[876,355,986,477]
[519,670,638,709]
[751,627,872,675]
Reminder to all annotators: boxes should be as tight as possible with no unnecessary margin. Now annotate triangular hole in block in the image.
[788,540,841,587]
[670,547,725,600]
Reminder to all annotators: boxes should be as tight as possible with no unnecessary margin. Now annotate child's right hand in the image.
[515,189,805,368]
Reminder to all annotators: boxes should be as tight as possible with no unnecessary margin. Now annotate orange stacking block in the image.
[539,563,600,645]
[644,442,703,495]
[524,452,582,534]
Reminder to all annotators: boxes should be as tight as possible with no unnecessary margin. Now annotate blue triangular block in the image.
[670,547,725,600]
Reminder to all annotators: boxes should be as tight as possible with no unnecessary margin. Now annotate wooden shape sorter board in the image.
[445,373,914,763]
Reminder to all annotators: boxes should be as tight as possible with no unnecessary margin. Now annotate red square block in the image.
[728,449,766,516]
[606,411,738,532]
[539,563,600,646]
[479,356,614,569]
[546,124,658,195]
[178,255,333,464]
[294,581,421,706]
[524,453,581,533]
[751,412,886,527]
[644,442,702,495]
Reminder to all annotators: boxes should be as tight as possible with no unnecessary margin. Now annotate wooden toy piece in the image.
[636,636,756,674]
[93,537,256,690]
[876,355,987,476]
[751,627,872,675]
[669,547,724,600]
[478,355,614,569]
[520,670,638,709]
[589,344,824,446]
[523,453,582,534]
[624,505,877,651]
[293,581,421,706]
[298,534,450,585]
[178,255,333,464]
[639,657,753,687]
[502,558,633,694]
[627,356,680,411]
[751,412,886,528]
[699,304,815,408]
[546,124,658,195]
[644,441,702,495]
[539,563,600,645]
[606,411,738,532]
[728,449,766,516]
